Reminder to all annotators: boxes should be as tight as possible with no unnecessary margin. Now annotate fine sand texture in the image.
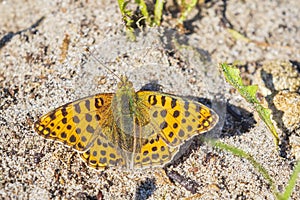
[0,1,299,199]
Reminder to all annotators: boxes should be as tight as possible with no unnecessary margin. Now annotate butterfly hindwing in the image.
[79,135,126,169]
[134,134,178,168]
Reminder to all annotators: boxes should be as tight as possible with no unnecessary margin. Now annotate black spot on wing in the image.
[85,100,91,111]
[171,98,177,108]
[161,96,166,106]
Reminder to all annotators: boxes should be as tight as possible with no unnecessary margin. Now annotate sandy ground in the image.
[0,0,299,199]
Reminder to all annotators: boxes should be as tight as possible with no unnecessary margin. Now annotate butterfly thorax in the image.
[112,75,136,126]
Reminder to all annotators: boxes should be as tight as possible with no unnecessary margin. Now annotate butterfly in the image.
[34,75,219,170]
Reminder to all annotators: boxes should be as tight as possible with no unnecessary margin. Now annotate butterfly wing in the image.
[133,133,179,169]
[136,91,219,147]
[34,93,127,169]
[79,133,126,169]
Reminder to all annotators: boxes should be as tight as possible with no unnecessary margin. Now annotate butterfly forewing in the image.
[136,91,219,147]
[34,94,114,152]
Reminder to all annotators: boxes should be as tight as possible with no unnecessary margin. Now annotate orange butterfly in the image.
[35,75,218,169]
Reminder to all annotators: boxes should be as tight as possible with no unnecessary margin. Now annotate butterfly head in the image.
[117,75,133,88]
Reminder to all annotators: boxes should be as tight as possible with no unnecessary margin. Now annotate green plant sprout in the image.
[220,63,279,146]
[117,0,137,40]
[153,0,164,26]
[177,0,198,25]
[117,0,198,37]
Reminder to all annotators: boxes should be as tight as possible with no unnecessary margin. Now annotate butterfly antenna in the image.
[85,47,122,81]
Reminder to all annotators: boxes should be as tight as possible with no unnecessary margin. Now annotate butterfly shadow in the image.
[134,178,156,200]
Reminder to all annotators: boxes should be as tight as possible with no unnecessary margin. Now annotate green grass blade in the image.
[118,0,131,18]
[205,138,300,199]
[212,140,276,190]
[154,0,164,26]
[135,0,150,24]
[278,161,300,200]
[117,0,136,40]
[178,0,197,24]
[220,63,279,146]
